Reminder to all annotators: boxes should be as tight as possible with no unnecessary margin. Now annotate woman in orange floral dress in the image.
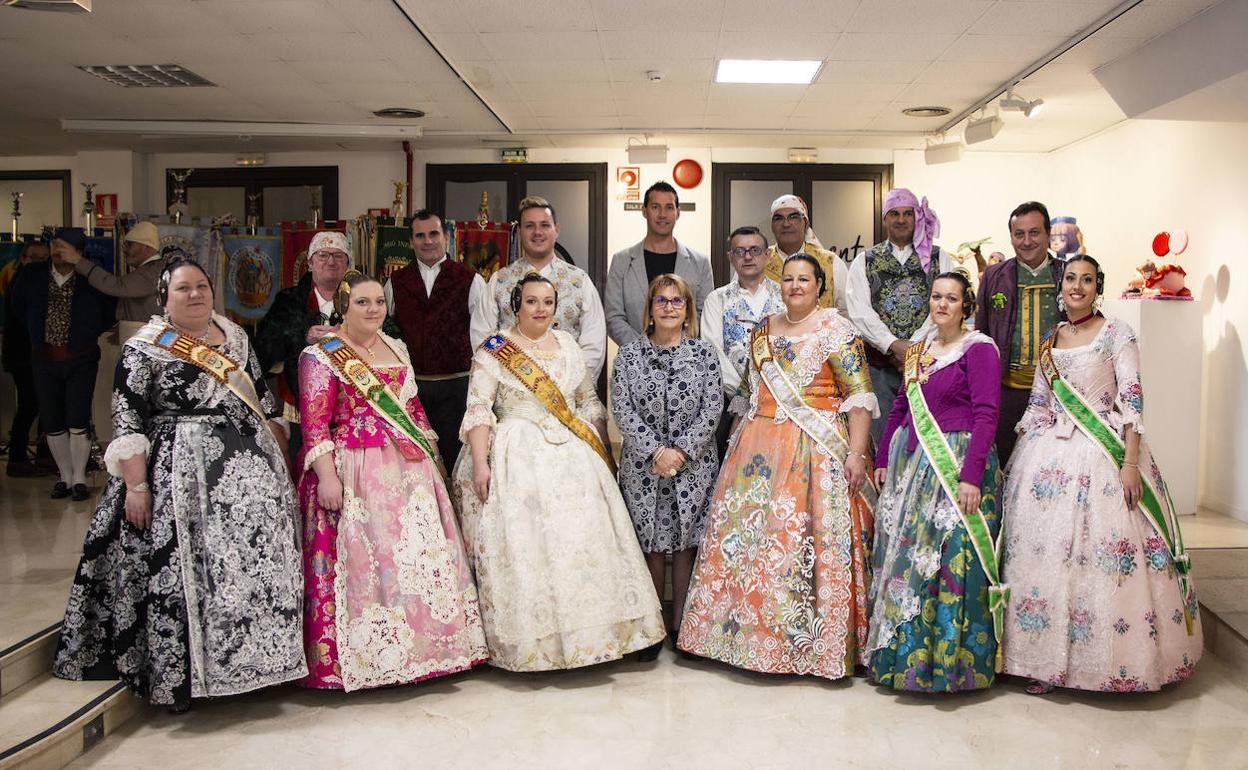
[678,255,878,679]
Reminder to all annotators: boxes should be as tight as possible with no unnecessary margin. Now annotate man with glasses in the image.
[606,181,714,346]
[700,226,783,459]
[762,194,848,317]
[847,187,952,441]
[384,210,485,470]
[255,230,351,454]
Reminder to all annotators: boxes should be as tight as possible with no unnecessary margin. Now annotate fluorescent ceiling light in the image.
[61,119,422,138]
[715,59,821,85]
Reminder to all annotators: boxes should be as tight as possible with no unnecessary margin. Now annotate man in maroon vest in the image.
[384,210,486,471]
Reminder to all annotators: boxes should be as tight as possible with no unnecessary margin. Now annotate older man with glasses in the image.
[762,194,849,318]
[255,230,351,456]
[700,225,783,459]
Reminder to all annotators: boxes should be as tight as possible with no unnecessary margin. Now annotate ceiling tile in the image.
[845,0,995,35]
[969,1,1120,36]
[592,0,725,31]
[818,59,928,84]
[1096,0,1220,39]
[830,33,959,62]
[607,59,716,83]
[936,34,1067,64]
[721,0,862,33]
[539,115,622,130]
[506,59,612,82]
[528,98,619,117]
[599,30,718,60]
[476,31,603,61]
[713,30,842,60]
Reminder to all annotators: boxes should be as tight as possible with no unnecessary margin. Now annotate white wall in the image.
[143,150,407,218]
[1045,120,1248,521]
[0,150,137,228]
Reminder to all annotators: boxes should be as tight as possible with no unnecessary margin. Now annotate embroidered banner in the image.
[375,220,414,283]
[453,220,510,282]
[222,229,282,324]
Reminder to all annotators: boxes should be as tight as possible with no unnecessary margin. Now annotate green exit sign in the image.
[500,148,528,163]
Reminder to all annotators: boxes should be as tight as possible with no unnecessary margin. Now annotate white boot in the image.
[46,431,72,484]
[69,430,91,487]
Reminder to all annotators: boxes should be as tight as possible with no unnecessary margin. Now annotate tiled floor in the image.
[5,477,1248,769]
[66,653,1248,770]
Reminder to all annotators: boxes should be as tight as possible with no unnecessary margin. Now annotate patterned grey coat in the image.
[610,335,722,553]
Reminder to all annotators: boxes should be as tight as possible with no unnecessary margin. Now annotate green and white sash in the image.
[314,334,438,462]
[903,341,1008,666]
[1039,336,1194,634]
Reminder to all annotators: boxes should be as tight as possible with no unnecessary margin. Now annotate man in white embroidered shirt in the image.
[470,196,607,380]
[700,225,782,459]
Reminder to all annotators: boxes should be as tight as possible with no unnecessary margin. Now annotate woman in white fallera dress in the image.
[452,274,665,671]
[1001,255,1201,693]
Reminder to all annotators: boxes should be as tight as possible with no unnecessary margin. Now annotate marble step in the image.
[0,626,60,698]
[1201,603,1248,686]
[0,673,137,770]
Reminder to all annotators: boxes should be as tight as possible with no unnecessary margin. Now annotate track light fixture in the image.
[999,89,1044,118]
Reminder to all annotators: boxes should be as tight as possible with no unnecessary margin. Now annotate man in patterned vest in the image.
[384,209,485,470]
[847,187,952,442]
[975,200,1064,465]
[700,225,782,459]
[470,196,606,380]
[8,228,114,500]
[762,194,848,317]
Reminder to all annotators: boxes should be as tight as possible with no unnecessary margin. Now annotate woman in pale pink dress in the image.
[297,272,488,691]
[1001,255,1200,693]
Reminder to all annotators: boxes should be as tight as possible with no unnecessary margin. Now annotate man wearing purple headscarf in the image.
[846,187,952,442]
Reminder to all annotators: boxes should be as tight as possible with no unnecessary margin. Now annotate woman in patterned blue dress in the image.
[611,274,722,660]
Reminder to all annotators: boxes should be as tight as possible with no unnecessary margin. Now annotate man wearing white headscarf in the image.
[846,187,952,441]
[254,230,350,452]
[762,194,848,317]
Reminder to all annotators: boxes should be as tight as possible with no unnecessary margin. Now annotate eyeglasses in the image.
[652,296,687,309]
[771,212,805,224]
[311,250,348,263]
[728,246,765,258]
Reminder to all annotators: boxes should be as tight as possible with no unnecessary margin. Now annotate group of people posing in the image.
[51,184,1201,714]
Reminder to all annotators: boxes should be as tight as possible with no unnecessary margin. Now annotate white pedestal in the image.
[1102,298,1202,515]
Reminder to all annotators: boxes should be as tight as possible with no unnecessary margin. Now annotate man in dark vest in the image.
[8,228,114,500]
[975,200,1065,466]
[846,188,951,442]
[384,209,485,470]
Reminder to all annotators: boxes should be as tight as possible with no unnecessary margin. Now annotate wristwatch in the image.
[127,481,151,493]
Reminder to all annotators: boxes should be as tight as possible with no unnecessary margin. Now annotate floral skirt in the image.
[300,443,488,691]
[677,416,873,680]
[1000,425,1201,691]
[867,428,1001,692]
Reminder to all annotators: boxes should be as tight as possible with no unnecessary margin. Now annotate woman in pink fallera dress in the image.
[297,272,487,691]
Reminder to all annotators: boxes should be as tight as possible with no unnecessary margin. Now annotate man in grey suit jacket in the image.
[606,181,715,346]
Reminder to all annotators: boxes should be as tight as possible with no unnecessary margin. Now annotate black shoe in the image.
[71,483,90,501]
[635,642,662,662]
[167,702,191,715]
[6,460,43,477]
[50,481,71,499]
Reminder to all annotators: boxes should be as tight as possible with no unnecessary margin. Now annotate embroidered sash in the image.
[1038,336,1194,633]
[482,334,616,474]
[903,342,1009,664]
[749,322,876,507]
[315,335,438,462]
[133,324,267,422]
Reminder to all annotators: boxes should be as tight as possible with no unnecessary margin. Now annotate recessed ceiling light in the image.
[373,107,426,119]
[715,59,821,85]
[902,106,951,118]
[78,64,215,87]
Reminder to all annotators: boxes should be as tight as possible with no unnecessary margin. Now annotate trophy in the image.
[10,191,22,241]
[309,188,322,227]
[477,190,490,229]
[81,182,97,233]
[168,168,194,224]
[247,193,260,234]
[390,179,406,222]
